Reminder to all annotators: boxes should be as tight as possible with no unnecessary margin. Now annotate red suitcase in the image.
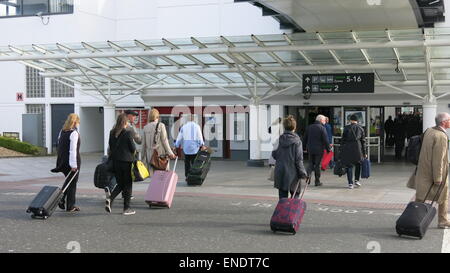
[270,177,310,235]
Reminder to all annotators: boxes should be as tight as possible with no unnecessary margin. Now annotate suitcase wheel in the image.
[43,216,48,220]
[270,226,276,233]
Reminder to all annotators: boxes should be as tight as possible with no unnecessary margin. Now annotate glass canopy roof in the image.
[0,28,449,101]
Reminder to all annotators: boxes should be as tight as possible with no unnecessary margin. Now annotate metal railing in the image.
[332,136,381,163]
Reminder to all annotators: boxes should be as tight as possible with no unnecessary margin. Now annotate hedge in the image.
[0,136,40,155]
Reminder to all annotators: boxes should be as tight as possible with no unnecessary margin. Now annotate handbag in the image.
[150,122,169,170]
[321,150,334,171]
[333,160,346,177]
[131,160,150,182]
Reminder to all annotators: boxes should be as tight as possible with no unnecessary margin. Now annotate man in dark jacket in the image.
[272,115,308,199]
[303,114,331,186]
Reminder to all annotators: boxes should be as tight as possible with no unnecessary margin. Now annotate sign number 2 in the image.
[366,241,381,253]
[66,241,81,253]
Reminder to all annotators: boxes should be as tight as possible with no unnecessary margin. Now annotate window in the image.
[0,0,73,18]
[51,78,74,97]
[26,104,46,146]
[26,66,45,98]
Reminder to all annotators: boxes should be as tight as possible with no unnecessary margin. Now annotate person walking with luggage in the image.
[408,112,450,228]
[303,114,331,186]
[142,109,176,176]
[324,116,334,169]
[272,115,308,199]
[105,113,137,216]
[51,113,81,212]
[341,115,367,189]
[175,115,205,180]
[123,110,142,200]
[124,110,142,145]
[268,117,283,181]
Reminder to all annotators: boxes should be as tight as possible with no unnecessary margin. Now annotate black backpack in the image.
[406,129,428,165]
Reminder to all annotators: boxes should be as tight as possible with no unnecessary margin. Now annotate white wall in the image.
[0,62,25,139]
[79,107,104,153]
[0,0,282,152]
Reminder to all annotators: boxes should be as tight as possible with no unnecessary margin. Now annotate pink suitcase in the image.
[145,157,179,208]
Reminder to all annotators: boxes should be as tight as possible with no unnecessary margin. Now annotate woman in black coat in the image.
[272,115,308,199]
[105,113,137,215]
[341,115,367,189]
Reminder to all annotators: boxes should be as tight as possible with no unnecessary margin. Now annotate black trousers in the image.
[62,169,79,211]
[184,153,197,178]
[395,140,405,159]
[307,153,323,183]
[278,180,301,200]
[111,161,133,210]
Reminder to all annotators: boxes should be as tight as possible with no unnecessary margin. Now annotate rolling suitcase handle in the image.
[172,156,178,172]
[291,176,311,200]
[61,170,79,194]
[423,171,447,207]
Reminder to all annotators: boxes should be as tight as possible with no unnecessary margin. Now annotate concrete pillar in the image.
[423,95,437,132]
[103,104,116,156]
[247,102,265,167]
[44,103,51,154]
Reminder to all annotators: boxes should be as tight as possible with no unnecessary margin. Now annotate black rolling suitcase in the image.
[396,182,444,239]
[186,150,211,186]
[26,170,78,219]
[94,156,116,192]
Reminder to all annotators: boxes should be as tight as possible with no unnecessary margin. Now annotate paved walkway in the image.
[0,153,420,210]
[1,153,449,253]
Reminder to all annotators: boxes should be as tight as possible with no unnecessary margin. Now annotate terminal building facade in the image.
[0,0,449,164]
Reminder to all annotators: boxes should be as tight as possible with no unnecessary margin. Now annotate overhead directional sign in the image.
[303,73,374,93]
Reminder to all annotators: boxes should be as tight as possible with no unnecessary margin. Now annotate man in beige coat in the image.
[408,112,450,228]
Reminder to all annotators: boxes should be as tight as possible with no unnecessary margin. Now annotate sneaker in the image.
[123,209,136,215]
[348,184,354,189]
[105,199,112,213]
[67,206,80,212]
[355,181,361,188]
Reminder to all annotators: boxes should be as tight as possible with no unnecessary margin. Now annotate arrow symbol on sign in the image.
[305,86,311,91]
[305,77,310,83]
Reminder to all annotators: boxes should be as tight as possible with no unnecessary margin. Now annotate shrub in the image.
[0,136,40,155]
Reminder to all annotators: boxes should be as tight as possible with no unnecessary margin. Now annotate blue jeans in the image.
[346,163,361,185]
